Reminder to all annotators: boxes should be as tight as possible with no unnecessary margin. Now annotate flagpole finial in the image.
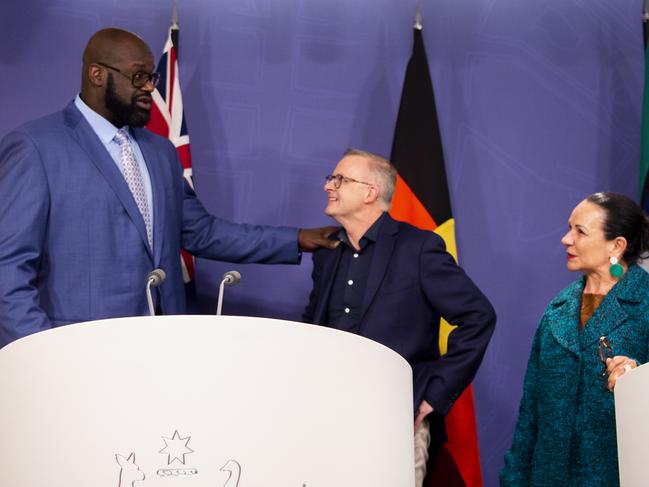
[414,1,423,31]
[171,2,179,28]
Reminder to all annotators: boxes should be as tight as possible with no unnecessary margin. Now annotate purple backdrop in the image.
[0,0,643,485]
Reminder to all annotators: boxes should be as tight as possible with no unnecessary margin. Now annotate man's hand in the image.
[414,400,434,431]
[298,226,340,252]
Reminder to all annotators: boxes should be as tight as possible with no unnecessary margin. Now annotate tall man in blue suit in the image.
[303,149,496,486]
[0,28,336,348]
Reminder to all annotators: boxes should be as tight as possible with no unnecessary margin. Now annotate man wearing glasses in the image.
[0,28,336,348]
[303,148,496,486]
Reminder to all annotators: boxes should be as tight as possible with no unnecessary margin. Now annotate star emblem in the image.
[158,430,194,465]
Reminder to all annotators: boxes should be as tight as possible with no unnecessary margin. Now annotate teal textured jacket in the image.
[500,265,649,486]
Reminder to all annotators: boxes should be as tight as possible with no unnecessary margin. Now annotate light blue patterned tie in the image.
[114,129,153,248]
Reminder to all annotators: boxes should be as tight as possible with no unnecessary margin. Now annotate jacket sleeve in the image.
[302,252,323,324]
[0,131,53,347]
[417,233,496,414]
[500,326,542,486]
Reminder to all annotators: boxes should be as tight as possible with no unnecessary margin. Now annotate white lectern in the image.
[0,316,414,487]
[615,362,649,486]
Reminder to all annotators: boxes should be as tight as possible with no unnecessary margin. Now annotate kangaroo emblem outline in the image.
[116,452,145,487]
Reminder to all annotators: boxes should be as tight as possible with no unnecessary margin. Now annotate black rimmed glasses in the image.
[96,62,161,88]
[325,174,372,189]
[598,336,614,388]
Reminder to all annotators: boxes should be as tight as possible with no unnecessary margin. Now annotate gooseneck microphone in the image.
[217,270,241,315]
[145,268,166,316]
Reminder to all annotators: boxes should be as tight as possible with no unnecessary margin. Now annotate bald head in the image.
[83,28,151,66]
[80,28,155,127]
[81,28,152,87]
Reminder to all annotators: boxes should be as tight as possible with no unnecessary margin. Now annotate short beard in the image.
[105,74,151,128]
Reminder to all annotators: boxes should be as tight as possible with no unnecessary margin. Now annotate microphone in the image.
[222,270,241,286]
[145,268,166,316]
[217,270,241,315]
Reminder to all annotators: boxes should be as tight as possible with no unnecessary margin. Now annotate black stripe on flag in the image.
[390,28,452,225]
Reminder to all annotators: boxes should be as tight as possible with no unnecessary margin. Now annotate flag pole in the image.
[170,2,180,59]
[414,0,423,31]
[171,2,179,30]
[642,0,649,208]
[644,0,649,47]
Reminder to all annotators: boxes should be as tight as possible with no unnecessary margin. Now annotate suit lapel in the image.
[577,267,645,350]
[359,216,398,323]
[133,129,164,265]
[546,282,582,357]
[579,295,627,350]
[64,103,152,258]
[312,246,343,324]
[548,266,644,354]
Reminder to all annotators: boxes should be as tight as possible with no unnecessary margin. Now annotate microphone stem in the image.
[216,278,227,316]
[146,279,156,316]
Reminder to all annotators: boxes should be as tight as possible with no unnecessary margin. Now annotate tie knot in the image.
[114,129,130,146]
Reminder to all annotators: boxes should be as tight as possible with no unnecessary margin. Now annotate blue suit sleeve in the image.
[0,131,52,347]
[500,326,541,486]
[417,233,496,414]
[302,251,323,324]
[180,179,301,265]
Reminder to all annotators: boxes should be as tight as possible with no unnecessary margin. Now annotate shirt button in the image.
[344,307,350,314]
[353,253,359,258]
[347,280,354,286]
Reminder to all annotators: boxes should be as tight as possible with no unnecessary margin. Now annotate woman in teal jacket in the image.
[501,192,649,486]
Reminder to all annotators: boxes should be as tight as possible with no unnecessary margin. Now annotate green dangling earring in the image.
[609,256,624,278]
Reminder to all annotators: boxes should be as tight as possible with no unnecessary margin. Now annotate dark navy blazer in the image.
[0,102,299,347]
[303,213,496,415]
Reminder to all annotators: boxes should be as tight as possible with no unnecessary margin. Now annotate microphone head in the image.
[222,270,241,286]
[146,268,166,287]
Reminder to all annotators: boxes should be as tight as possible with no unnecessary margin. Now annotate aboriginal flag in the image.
[389,27,483,487]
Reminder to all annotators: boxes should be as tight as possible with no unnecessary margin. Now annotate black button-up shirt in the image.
[327,212,386,333]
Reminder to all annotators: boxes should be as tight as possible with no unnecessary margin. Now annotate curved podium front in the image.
[615,361,649,486]
[0,315,414,486]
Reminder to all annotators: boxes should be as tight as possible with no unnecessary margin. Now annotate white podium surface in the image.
[615,362,649,487]
[0,315,414,487]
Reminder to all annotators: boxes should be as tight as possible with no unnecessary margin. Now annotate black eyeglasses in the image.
[325,174,372,189]
[598,336,614,388]
[96,62,161,88]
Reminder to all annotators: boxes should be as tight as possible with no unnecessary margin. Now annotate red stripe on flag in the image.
[176,144,192,171]
[147,102,169,138]
[389,176,438,231]
[181,249,195,279]
[428,386,483,487]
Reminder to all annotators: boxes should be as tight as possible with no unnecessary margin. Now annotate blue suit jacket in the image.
[0,102,299,347]
[303,214,496,415]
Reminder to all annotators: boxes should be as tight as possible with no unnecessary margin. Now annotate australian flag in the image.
[146,10,195,284]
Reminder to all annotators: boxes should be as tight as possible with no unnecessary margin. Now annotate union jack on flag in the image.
[146,12,195,283]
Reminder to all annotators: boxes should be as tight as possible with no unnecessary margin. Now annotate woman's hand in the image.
[606,356,638,391]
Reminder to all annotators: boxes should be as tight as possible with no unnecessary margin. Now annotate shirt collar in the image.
[74,94,129,145]
[338,212,387,250]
